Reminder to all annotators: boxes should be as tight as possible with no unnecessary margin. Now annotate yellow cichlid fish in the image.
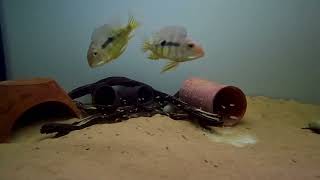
[87,16,139,68]
[142,26,205,73]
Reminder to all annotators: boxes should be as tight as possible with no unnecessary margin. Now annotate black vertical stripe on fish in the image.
[169,46,174,58]
[181,45,186,58]
[167,46,171,57]
[155,45,161,56]
[174,46,178,59]
[155,40,182,57]
[160,45,164,56]
[173,46,177,59]
[101,37,114,49]
[176,46,181,58]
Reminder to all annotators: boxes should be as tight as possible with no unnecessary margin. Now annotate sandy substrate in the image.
[0,96,320,180]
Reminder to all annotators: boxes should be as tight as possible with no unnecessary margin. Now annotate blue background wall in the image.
[1,0,319,104]
[0,27,6,81]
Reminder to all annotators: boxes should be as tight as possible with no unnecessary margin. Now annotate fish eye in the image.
[188,43,194,48]
[93,52,98,56]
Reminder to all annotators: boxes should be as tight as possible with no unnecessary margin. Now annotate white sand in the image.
[0,96,320,180]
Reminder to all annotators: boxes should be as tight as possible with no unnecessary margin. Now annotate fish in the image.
[87,16,139,68]
[142,26,205,73]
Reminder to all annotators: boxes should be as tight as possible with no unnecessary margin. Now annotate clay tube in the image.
[179,77,247,126]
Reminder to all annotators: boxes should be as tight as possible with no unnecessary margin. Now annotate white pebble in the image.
[229,116,239,120]
[229,104,235,107]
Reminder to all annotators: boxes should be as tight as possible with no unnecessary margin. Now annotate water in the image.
[1,0,319,104]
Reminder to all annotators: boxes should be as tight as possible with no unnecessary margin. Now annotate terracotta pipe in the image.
[179,77,247,126]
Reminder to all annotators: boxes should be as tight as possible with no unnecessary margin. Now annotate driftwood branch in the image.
[40,78,223,137]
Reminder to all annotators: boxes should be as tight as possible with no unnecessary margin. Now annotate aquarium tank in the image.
[0,0,319,180]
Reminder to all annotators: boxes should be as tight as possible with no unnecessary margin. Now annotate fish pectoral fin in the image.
[148,53,160,60]
[161,61,179,73]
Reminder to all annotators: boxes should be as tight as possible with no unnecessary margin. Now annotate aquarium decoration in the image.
[0,78,81,143]
[179,77,247,126]
[302,120,320,134]
[40,76,230,137]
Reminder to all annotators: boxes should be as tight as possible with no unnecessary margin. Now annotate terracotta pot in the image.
[179,77,247,126]
[0,78,81,143]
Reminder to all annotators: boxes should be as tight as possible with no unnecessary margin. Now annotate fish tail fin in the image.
[142,40,151,53]
[128,15,139,30]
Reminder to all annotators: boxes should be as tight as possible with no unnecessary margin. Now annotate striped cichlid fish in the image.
[142,26,205,73]
[87,16,139,68]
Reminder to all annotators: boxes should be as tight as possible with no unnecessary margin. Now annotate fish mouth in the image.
[187,49,204,60]
[87,55,97,68]
[88,60,105,68]
[198,50,205,58]
[196,48,205,58]
[198,46,206,57]
[193,43,205,58]
[87,52,106,68]
[87,53,112,68]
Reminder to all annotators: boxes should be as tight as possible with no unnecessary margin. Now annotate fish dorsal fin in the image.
[91,24,116,43]
[154,26,187,43]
